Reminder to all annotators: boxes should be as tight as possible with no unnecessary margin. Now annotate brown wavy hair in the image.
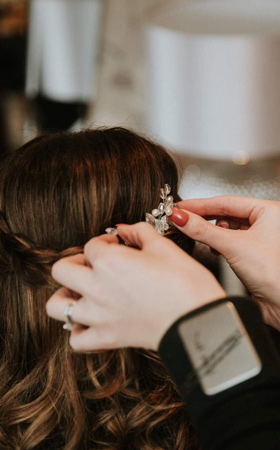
[0,128,197,450]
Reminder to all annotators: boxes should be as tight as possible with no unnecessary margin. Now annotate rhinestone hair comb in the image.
[145,184,174,235]
[105,184,174,237]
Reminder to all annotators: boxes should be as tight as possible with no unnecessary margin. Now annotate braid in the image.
[0,211,82,287]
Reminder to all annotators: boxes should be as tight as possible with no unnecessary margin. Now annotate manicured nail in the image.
[170,207,189,227]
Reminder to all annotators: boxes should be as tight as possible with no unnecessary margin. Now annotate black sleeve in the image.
[158,296,280,450]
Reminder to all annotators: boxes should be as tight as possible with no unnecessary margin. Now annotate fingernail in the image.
[115,223,126,226]
[217,221,229,229]
[170,207,189,227]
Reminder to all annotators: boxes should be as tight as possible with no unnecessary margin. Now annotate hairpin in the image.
[145,184,174,235]
[105,184,174,238]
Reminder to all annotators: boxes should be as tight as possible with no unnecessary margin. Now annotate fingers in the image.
[52,235,119,295]
[83,232,120,261]
[46,287,75,322]
[170,208,238,254]
[52,253,95,296]
[116,222,163,250]
[46,287,94,327]
[178,196,263,220]
[47,287,122,351]
[69,326,119,352]
[210,219,248,255]
[70,327,98,352]
[216,218,250,231]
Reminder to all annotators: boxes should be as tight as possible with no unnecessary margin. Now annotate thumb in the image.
[170,207,235,255]
[116,222,163,250]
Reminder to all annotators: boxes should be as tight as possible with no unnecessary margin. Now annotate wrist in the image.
[158,297,263,395]
[153,284,226,351]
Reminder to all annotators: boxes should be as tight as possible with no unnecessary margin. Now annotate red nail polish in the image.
[170,207,189,227]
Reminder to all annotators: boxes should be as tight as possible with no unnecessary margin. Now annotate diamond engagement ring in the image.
[63,299,77,331]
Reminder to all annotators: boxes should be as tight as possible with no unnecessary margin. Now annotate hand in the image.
[47,223,225,352]
[170,196,280,330]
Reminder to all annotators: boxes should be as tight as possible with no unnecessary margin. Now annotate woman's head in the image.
[0,128,196,450]
[0,127,193,288]
[1,127,181,248]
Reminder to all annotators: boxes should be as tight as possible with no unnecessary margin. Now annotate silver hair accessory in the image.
[63,299,77,331]
[146,184,174,235]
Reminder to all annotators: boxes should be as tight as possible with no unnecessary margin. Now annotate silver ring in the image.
[63,299,77,331]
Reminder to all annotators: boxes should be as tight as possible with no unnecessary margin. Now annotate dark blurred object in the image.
[35,96,88,132]
[0,0,28,89]
[0,102,8,163]
[0,1,28,155]
[26,0,104,133]
[0,33,27,90]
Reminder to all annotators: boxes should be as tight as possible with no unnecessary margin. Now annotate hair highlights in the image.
[0,128,196,449]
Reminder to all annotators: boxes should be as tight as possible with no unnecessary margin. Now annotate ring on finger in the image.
[63,299,77,331]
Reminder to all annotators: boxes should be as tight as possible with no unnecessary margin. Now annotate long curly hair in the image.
[0,127,197,450]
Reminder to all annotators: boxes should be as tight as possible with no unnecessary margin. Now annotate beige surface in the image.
[88,0,173,132]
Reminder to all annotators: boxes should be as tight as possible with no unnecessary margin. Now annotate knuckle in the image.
[45,299,53,316]
[70,328,117,352]
[130,221,159,245]
[135,221,150,231]
[83,237,95,257]
[52,255,84,277]
[193,219,207,240]
[69,335,81,351]
[222,196,236,215]
[51,258,65,278]
[131,221,151,235]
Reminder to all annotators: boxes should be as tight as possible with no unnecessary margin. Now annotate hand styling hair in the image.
[0,128,196,450]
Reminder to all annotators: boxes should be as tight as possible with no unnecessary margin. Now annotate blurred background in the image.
[1,0,280,293]
[0,0,166,156]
